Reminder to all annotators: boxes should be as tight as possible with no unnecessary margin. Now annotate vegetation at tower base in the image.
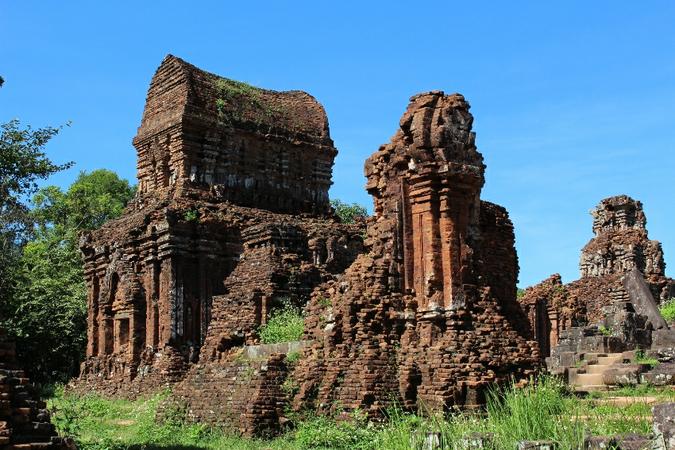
[48,377,675,449]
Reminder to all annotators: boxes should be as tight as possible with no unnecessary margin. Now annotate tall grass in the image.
[48,376,663,450]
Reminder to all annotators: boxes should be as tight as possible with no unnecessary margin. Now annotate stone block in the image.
[652,402,675,450]
[602,365,643,386]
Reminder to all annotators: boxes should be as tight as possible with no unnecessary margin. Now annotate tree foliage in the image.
[0,120,72,296]
[0,120,71,352]
[2,169,134,383]
[0,119,72,240]
[330,198,368,224]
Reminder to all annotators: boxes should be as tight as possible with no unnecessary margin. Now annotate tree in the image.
[3,169,135,383]
[330,199,368,224]
[0,119,72,242]
[0,119,71,342]
[32,169,135,234]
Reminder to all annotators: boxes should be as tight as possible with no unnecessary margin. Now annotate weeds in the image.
[259,301,304,344]
[634,350,660,368]
[598,325,613,336]
[47,377,668,450]
[659,298,675,322]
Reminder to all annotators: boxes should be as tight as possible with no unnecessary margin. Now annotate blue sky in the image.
[2,1,674,287]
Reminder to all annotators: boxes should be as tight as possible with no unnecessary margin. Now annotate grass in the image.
[258,302,304,344]
[633,350,660,368]
[660,297,675,322]
[48,376,671,450]
[213,77,285,126]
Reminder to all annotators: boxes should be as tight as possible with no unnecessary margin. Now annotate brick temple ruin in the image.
[76,55,542,434]
[76,55,363,399]
[291,92,540,415]
[519,195,675,364]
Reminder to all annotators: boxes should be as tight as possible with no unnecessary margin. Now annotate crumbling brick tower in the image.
[292,92,539,415]
[77,55,362,395]
[519,195,675,358]
[579,195,674,304]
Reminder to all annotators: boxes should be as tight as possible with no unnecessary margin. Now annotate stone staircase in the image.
[570,352,624,391]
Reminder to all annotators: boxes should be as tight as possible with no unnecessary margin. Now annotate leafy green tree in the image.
[3,169,134,383]
[32,169,135,234]
[0,119,71,344]
[330,199,368,224]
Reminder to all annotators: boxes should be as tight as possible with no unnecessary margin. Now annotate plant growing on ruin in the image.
[184,208,200,223]
[281,376,299,397]
[598,325,612,336]
[285,351,301,365]
[214,77,285,126]
[659,298,675,322]
[317,295,331,308]
[258,301,304,344]
[633,350,659,368]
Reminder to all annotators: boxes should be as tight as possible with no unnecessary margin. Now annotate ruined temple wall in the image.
[79,202,240,389]
[170,353,290,436]
[477,202,519,312]
[519,196,674,359]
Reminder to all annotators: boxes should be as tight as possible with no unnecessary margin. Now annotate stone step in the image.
[597,355,623,365]
[574,373,605,386]
[585,364,613,374]
[574,384,609,392]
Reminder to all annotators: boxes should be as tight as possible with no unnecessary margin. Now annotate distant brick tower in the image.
[580,195,673,301]
[519,195,675,358]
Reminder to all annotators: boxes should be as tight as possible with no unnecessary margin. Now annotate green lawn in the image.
[47,377,673,450]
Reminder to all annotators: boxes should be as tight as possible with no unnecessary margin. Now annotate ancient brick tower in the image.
[77,55,362,395]
[519,195,675,357]
[292,92,540,415]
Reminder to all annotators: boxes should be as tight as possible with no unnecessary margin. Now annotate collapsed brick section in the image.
[291,92,540,416]
[0,329,72,449]
[520,195,675,358]
[76,56,363,402]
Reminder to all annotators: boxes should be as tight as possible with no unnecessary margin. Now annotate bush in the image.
[259,302,304,344]
[660,298,675,322]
